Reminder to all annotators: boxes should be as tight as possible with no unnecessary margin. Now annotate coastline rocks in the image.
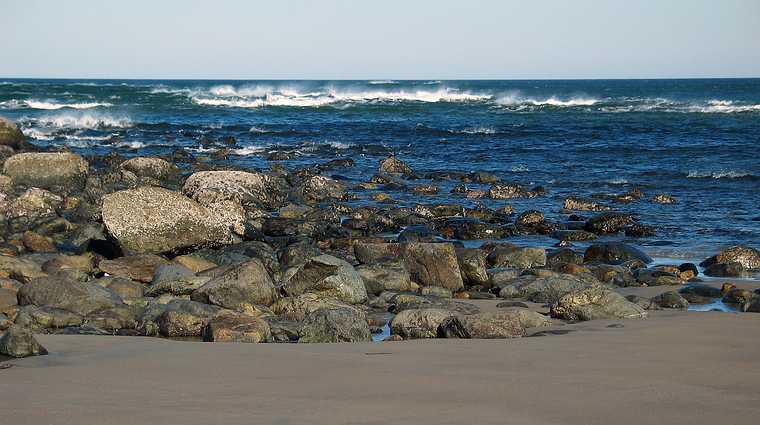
[271,293,349,322]
[282,255,368,304]
[700,246,760,277]
[488,183,537,200]
[551,287,647,321]
[651,194,678,204]
[651,291,689,309]
[403,242,464,290]
[0,117,26,149]
[120,157,179,182]
[356,262,412,295]
[379,156,414,177]
[487,246,546,269]
[390,308,456,339]
[102,186,234,255]
[497,272,602,304]
[296,175,347,204]
[3,152,89,192]
[584,212,636,234]
[191,259,278,310]
[679,284,722,304]
[17,276,123,316]
[182,170,288,210]
[98,254,169,283]
[584,243,653,265]
[439,309,551,339]
[0,325,48,358]
[148,299,222,337]
[298,305,371,343]
[563,196,611,212]
[202,311,271,343]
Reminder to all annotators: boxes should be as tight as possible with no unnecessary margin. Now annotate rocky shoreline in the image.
[0,116,759,358]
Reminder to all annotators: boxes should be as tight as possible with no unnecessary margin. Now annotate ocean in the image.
[1,78,758,260]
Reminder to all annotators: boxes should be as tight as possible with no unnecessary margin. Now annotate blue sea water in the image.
[1,78,759,259]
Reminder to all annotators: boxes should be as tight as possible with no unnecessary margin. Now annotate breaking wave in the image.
[686,170,756,179]
[496,92,599,108]
[29,113,132,129]
[23,100,113,110]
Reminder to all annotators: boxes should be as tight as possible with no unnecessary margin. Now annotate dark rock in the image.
[584,212,637,234]
[487,245,546,269]
[563,196,611,212]
[651,291,689,309]
[0,325,48,358]
[584,243,653,265]
[191,258,278,309]
[390,308,456,339]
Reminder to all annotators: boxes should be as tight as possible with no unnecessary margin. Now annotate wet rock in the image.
[584,212,636,234]
[191,259,278,310]
[436,217,509,240]
[202,311,271,343]
[516,210,545,226]
[3,152,89,192]
[439,309,551,339]
[487,245,546,269]
[456,248,489,287]
[651,194,677,204]
[488,183,533,199]
[584,243,653,265]
[624,223,657,237]
[298,304,371,343]
[390,308,456,339]
[182,170,288,210]
[634,269,682,286]
[651,291,689,309]
[102,186,234,255]
[403,242,464,290]
[679,284,722,304]
[282,255,367,304]
[296,175,347,204]
[721,288,756,306]
[397,224,437,242]
[0,117,26,149]
[0,325,48,358]
[546,248,584,268]
[99,254,169,283]
[563,196,611,212]
[378,155,413,177]
[551,287,647,321]
[700,246,760,276]
[356,262,412,295]
[551,230,597,242]
[17,276,123,316]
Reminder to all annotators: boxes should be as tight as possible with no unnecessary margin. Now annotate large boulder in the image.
[403,242,464,290]
[456,248,490,286]
[550,287,647,321]
[378,156,413,177]
[296,175,346,204]
[202,311,271,343]
[17,276,123,316]
[0,117,26,149]
[700,246,760,277]
[298,305,371,343]
[119,157,179,181]
[191,259,278,310]
[390,308,456,339]
[356,262,412,295]
[152,300,222,337]
[98,254,169,283]
[584,212,636,234]
[102,186,234,255]
[182,170,288,210]
[282,255,367,304]
[0,325,48,358]
[439,309,551,339]
[487,246,546,269]
[271,293,350,322]
[584,243,653,265]
[3,152,89,192]
[497,272,602,304]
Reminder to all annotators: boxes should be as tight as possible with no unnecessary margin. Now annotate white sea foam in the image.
[510,164,530,172]
[23,100,112,110]
[368,80,398,85]
[496,92,599,107]
[21,128,55,140]
[117,141,145,149]
[607,178,629,185]
[687,170,754,179]
[328,141,352,149]
[460,127,496,135]
[31,113,132,129]
[249,126,269,133]
[232,146,267,155]
[689,100,760,114]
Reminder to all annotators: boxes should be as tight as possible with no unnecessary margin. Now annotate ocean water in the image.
[1,78,759,260]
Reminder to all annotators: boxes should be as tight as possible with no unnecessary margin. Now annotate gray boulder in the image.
[439,309,551,339]
[298,305,371,343]
[0,117,26,149]
[390,308,456,339]
[182,170,288,210]
[282,255,367,304]
[191,259,278,310]
[403,242,464,290]
[3,152,89,192]
[356,262,412,295]
[17,276,123,316]
[0,325,48,358]
[551,287,647,321]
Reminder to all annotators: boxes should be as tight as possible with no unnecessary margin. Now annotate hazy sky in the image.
[2,0,759,79]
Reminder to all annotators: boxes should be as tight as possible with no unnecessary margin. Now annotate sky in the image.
[2,0,759,79]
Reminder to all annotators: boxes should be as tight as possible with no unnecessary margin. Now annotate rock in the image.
[298,305,371,343]
[488,183,531,199]
[651,194,677,204]
[356,262,412,295]
[191,259,278,311]
[202,311,271,343]
[144,275,209,297]
[102,186,234,255]
[625,224,657,237]
[703,263,747,278]
[271,293,350,322]
[388,293,480,315]
[98,277,145,300]
[584,243,653,265]
[119,157,179,181]
[456,248,489,286]
[700,246,760,273]
[551,230,597,242]
[0,256,47,283]
[378,155,413,177]
[651,291,689,309]
[0,325,48,358]
[584,212,636,234]
[16,306,83,330]
[353,242,403,264]
[282,255,367,304]
[439,309,551,339]
[546,248,584,268]
[403,242,464,290]
[84,306,138,332]
[0,287,17,311]
[551,287,647,321]
[420,286,452,298]
[173,255,218,273]
[3,152,88,192]
[21,231,57,253]
[390,308,456,339]
[5,188,62,233]
[722,288,756,306]
[487,246,546,269]
[0,117,26,149]
[297,175,347,204]
[17,276,123,316]
[679,284,722,303]
[563,196,611,212]
[516,210,544,226]
[437,217,509,240]
[154,300,222,337]
[634,269,682,286]
[497,272,602,304]
[99,254,169,283]
[182,170,288,210]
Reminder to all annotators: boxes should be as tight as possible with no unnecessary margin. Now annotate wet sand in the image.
[2,311,759,425]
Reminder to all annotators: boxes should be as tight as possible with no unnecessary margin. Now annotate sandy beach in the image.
[3,309,759,425]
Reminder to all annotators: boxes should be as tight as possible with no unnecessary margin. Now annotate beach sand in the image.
[2,310,759,425]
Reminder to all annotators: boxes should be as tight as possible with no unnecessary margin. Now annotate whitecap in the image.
[117,141,145,149]
[21,128,55,141]
[31,113,132,129]
[460,127,496,135]
[368,80,398,85]
[328,141,352,149]
[23,100,113,110]
[687,170,754,179]
[249,126,269,133]
[496,92,598,107]
[510,164,530,172]
[231,146,267,155]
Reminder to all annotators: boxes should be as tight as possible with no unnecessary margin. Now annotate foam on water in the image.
[686,170,755,179]
[23,100,113,110]
[27,113,132,129]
